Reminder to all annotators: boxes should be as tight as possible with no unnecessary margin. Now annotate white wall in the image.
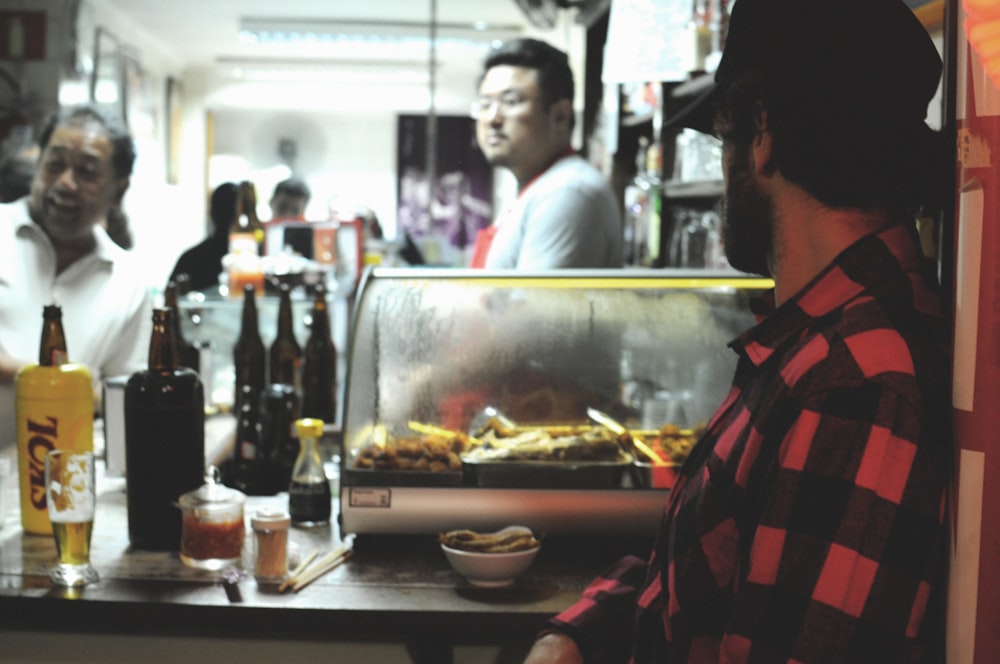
[208,108,400,236]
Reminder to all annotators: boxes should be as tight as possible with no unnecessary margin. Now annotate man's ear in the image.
[551,99,573,129]
[751,105,773,174]
[113,177,130,206]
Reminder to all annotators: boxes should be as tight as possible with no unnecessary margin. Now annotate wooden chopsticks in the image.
[279,542,353,593]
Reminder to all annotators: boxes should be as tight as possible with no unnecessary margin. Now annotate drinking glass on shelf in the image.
[45,450,99,587]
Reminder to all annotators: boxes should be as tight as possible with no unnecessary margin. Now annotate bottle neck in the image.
[148,311,179,371]
[39,321,69,366]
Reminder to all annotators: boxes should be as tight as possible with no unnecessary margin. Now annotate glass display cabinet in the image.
[339,268,772,536]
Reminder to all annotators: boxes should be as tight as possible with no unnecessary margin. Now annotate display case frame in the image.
[338,267,773,536]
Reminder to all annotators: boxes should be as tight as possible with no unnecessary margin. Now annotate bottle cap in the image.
[252,509,291,531]
[294,418,324,438]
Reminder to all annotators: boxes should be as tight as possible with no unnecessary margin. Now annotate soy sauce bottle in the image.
[289,418,330,527]
[125,308,205,551]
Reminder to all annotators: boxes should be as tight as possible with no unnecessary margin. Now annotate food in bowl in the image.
[439,526,540,552]
[439,526,541,587]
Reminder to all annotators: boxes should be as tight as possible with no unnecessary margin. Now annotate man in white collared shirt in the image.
[0,104,153,446]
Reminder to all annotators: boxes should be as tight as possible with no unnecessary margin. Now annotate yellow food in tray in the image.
[463,426,627,463]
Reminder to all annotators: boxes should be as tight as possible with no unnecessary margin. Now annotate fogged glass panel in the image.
[343,269,771,489]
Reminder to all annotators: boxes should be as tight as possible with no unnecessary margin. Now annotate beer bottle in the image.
[164,280,200,373]
[259,382,300,495]
[15,305,94,535]
[288,418,331,527]
[233,283,265,413]
[240,180,265,251]
[228,181,264,256]
[124,308,205,551]
[269,283,301,392]
[301,284,337,424]
[229,384,265,495]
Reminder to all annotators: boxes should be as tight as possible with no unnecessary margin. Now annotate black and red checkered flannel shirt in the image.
[547,223,951,663]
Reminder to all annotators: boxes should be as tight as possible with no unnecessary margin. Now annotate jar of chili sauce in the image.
[178,466,246,570]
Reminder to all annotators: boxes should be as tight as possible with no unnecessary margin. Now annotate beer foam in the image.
[49,498,94,523]
[48,455,95,520]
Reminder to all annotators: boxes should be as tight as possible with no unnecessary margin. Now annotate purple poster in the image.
[397,115,493,263]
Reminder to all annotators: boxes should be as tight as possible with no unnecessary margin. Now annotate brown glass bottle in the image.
[240,180,265,249]
[228,181,264,256]
[233,283,266,413]
[164,280,200,373]
[269,283,301,390]
[124,308,205,551]
[301,284,337,424]
[228,384,266,495]
[38,304,69,366]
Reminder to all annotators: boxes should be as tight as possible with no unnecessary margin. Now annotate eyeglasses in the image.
[470,92,543,119]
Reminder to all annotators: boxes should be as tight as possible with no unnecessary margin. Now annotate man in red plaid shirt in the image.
[523,0,951,662]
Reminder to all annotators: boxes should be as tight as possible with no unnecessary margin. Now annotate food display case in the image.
[339,268,772,536]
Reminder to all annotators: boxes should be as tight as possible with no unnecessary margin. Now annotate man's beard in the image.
[720,148,774,277]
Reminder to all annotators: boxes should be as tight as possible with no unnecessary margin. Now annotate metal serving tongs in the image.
[587,408,670,466]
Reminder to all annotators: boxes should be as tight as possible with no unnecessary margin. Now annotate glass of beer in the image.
[45,450,99,586]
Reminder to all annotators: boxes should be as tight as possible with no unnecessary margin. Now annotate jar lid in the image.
[295,418,324,438]
[252,509,291,530]
[178,466,246,510]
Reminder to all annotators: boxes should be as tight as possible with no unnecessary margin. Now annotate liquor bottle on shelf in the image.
[301,283,337,425]
[164,279,200,373]
[289,418,331,527]
[15,305,94,535]
[124,308,205,551]
[232,283,265,413]
[626,138,664,267]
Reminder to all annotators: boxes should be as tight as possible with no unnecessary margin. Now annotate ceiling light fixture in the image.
[238,17,523,46]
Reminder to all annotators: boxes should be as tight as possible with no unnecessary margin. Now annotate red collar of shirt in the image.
[468,147,576,268]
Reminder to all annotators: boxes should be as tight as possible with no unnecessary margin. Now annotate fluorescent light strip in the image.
[238,17,523,46]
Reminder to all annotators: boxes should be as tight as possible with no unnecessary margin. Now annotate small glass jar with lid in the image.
[178,466,246,570]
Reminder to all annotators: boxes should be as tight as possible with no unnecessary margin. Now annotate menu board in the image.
[602,0,695,84]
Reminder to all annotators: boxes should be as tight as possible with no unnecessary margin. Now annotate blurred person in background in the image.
[268,176,311,222]
[0,103,154,445]
[522,0,951,661]
[168,182,239,293]
[470,38,622,269]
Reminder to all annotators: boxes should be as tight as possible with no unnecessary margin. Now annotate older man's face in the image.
[29,120,125,244]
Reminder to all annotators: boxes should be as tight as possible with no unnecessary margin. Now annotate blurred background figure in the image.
[168,182,239,293]
[269,177,311,222]
[0,135,38,203]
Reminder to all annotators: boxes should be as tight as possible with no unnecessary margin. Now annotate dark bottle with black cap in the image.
[125,308,205,551]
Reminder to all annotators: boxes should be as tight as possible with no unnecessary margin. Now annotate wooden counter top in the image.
[0,447,653,662]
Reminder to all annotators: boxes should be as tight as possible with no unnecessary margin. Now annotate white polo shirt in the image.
[0,199,154,446]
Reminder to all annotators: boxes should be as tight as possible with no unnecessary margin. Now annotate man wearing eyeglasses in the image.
[469,38,622,269]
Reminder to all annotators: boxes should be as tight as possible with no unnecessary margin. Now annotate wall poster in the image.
[396,114,493,267]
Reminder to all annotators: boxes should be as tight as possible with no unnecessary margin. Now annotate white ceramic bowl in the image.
[440,526,541,587]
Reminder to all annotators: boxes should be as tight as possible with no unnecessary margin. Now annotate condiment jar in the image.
[178,466,246,570]
[251,509,291,582]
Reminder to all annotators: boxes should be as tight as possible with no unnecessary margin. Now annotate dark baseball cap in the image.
[666,0,942,134]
